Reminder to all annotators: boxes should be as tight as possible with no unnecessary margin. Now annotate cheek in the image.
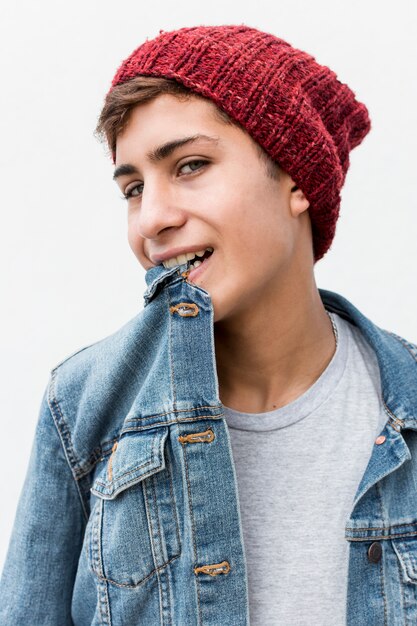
[127,224,138,255]
[127,218,146,264]
[231,207,284,259]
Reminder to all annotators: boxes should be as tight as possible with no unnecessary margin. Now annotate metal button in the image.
[367,542,382,563]
[375,435,386,445]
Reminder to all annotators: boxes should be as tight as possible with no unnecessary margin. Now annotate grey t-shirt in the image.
[223,311,388,626]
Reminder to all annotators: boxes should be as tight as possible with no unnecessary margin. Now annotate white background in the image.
[1,0,416,571]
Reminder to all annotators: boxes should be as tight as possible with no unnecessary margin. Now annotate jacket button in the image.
[367,542,382,563]
[375,435,386,445]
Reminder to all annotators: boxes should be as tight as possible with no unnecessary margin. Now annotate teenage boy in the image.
[1,24,417,626]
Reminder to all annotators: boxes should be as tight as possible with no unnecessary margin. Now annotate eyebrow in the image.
[112,134,220,180]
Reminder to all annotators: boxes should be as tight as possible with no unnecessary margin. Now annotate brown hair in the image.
[94,76,282,181]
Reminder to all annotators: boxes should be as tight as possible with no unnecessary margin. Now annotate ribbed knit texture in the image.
[108,25,371,262]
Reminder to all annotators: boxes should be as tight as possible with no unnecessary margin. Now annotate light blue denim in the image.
[1,262,417,625]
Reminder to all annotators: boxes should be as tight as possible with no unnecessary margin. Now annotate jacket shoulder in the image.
[51,309,143,373]
[385,330,417,362]
[46,309,148,476]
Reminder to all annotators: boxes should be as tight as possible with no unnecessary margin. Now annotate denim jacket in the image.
[1,262,417,626]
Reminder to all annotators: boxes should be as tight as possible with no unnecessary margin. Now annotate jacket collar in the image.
[143,266,417,429]
[144,262,188,305]
[319,288,417,430]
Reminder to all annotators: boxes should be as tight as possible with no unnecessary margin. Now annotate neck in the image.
[214,271,336,414]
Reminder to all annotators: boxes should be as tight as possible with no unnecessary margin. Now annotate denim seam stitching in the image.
[144,477,164,624]
[99,579,111,626]
[375,481,388,625]
[85,501,98,578]
[181,435,202,624]
[348,531,417,541]
[97,502,111,626]
[47,370,89,521]
[88,500,99,575]
[154,467,178,626]
[348,520,417,531]
[90,556,181,589]
[374,481,388,626]
[377,538,388,626]
[152,473,165,566]
[93,454,157,488]
[125,405,223,422]
[382,401,404,431]
[395,540,409,625]
[387,331,417,363]
[152,473,174,625]
[376,481,387,527]
[83,448,109,476]
[168,288,178,412]
[166,442,182,555]
[122,415,225,434]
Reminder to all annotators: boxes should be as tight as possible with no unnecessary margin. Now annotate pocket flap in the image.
[392,537,417,584]
[91,427,168,500]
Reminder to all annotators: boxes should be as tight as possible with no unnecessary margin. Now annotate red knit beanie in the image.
[108,24,371,262]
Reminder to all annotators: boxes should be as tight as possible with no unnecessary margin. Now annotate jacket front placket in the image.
[142,264,250,625]
[321,289,417,626]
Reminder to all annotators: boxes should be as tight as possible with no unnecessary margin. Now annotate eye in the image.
[123,182,143,200]
[121,159,209,201]
[179,159,208,175]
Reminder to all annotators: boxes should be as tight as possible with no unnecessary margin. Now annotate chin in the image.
[193,283,243,324]
[207,292,222,323]
[211,296,237,325]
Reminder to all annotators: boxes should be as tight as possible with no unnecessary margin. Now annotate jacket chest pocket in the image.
[87,426,181,588]
[390,535,417,623]
[392,537,417,585]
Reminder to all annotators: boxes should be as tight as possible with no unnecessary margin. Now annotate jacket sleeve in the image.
[0,382,87,625]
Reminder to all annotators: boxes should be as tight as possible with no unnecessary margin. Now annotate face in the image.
[114,94,310,323]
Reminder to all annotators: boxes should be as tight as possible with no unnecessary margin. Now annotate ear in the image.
[289,183,310,217]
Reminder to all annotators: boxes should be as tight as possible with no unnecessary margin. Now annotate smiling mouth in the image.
[162,247,214,270]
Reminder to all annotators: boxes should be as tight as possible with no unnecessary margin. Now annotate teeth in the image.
[162,247,213,269]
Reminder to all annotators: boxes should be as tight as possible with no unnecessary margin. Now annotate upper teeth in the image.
[162,247,213,269]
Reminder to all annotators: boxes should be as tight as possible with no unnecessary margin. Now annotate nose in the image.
[133,178,187,240]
